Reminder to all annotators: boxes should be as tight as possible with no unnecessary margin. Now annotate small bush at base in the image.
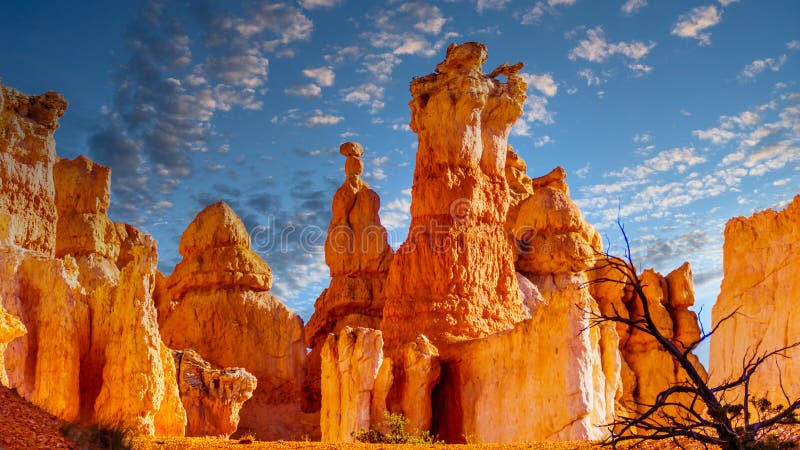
[60,422,132,450]
[352,411,442,444]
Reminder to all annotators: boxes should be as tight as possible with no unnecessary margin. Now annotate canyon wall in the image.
[710,195,800,405]
[0,84,291,439]
[381,42,529,358]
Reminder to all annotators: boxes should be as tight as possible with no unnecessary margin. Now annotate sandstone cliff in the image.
[0,85,66,255]
[174,349,257,438]
[304,143,394,412]
[0,302,27,387]
[157,201,317,440]
[710,195,800,405]
[0,84,273,439]
[382,42,529,357]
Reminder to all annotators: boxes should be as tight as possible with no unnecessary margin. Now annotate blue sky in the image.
[1,1,798,359]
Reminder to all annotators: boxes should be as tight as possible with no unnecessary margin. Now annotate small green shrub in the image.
[60,422,132,450]
[352,411,443,444]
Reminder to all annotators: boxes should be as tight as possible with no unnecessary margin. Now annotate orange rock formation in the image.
[174,349,257,438]
[304,143,394,411]
[0,85,66,255]
[320,327,386,442]
[710,195,800,405]
[382,42,529,356]
[156,202,316,440]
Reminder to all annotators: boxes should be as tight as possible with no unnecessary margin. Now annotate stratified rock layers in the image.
[157,202,315,440]
[304,142,394,412]
[0,86,66,255]
[0,85,186,436]
[710,195,800,405]
[382,42,528,356]
[434,168,616,442]
[175,349,257,438]
[320,327,385,442]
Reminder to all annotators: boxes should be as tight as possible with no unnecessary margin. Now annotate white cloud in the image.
[381,193,413,231]
[521,0,577,25]
[324,46,361,65]
[773,178,791,186]
[693,127,736,144]
[222,3,313,50]
[744,141,800,176]
[398,2,447,34]
[342,83,385,114]
[633,133,651,144]
[513,95,555,136]
[671,5,722,46]
[476,0,512,13]
[205,51,269,88]
[299,0,340,9]
[788,40,800,51]
[628,63,653,75]
[740,55,787,80]
[368,31,439,57]
[569,27,655,62]
[520,72,558,97]
[365,156,390,181]
[621,0,647,15]
[609,146,706,179]
[717,0,739,5]
[361,53,401,83]
[284,83,321,97]
[526,95,555,125]
[302,67,335,86]
[304,109,344,127]
[577,68,605,86]
[534,135,553,147]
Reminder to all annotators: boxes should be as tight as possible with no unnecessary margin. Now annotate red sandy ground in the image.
[1,385,797,450]
[0,386,77,449]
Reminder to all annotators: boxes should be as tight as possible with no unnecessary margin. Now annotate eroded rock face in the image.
[157,202,315,440]
[388,335,440,433]
[0,85,186,437]
[382,42,528,357]
[320,327,385,442]
[590,260,706,417]
[0,86,66,255]
[0,249,84,421]
[513,167,601,275]
[710,195,800,405]
[93,226,180,436]
[304,143,394,412]
[0,300,27,387]
[53,156,119,259]
[175,349,257,438]
[433,165,617,442]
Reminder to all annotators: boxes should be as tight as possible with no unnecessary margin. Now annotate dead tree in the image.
[585,220,799,450]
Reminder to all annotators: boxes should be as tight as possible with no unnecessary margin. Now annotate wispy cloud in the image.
[304,109,344,127]
[569,26,655,63]
[671,5,722,46]
[341,83,385,113]
[621,0,647,15]
[521,0,577,25]
[285,83,321,97]
[476,0,513,14]
[302,67,335,86]
[739,55,787,80]
[520,72,558,97]
[299,0,340,9]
